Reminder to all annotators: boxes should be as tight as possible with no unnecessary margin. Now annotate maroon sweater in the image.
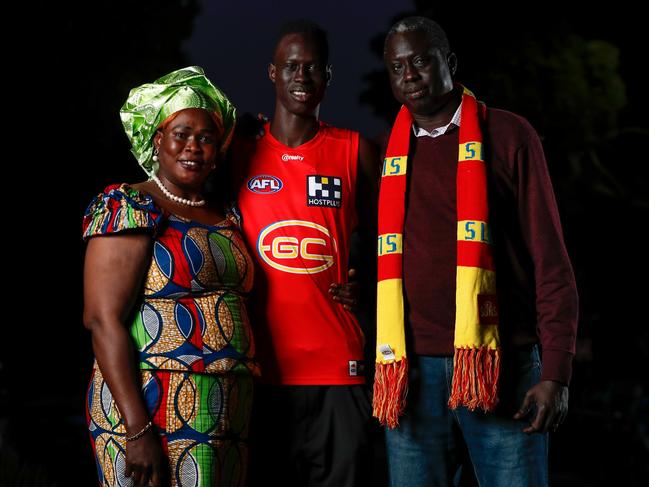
[402,108,578,384]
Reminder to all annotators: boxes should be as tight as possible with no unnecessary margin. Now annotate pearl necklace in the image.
[151,174,206,207]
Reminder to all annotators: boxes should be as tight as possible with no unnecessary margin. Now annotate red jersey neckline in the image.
[261,120,328,153]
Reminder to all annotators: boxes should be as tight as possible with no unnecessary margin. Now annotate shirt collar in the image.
[412,101,462,138]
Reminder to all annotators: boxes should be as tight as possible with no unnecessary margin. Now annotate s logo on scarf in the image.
[373,86,501,429]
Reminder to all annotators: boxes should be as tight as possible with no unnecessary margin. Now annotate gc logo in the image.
[257,220,337,274]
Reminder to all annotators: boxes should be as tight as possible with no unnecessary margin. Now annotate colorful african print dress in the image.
[83,184,258,487]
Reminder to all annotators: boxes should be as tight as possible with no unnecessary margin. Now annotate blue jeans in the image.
[385,346,548,487]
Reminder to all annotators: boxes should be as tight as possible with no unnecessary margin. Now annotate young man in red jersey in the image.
[232,20,379,487]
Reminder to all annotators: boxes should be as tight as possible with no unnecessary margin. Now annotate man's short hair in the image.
[274,19,329,64]
[384,16,451,57]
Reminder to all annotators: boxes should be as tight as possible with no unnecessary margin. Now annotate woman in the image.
[83,66,256,487]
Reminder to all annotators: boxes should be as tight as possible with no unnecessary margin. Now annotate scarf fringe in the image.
[373,358,409,429]
[448,346,500,411]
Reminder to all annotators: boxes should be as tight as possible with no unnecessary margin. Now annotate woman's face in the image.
[153,108,220,190]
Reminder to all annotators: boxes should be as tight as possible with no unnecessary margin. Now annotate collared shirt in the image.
[412,102,463,138]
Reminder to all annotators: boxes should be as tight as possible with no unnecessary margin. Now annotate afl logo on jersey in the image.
[247,175,283,194]
[257,220,337,274]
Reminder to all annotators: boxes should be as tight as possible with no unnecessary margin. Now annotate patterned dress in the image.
[83,184,258,487]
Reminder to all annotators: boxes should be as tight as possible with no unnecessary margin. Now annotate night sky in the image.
[181,0,413,137]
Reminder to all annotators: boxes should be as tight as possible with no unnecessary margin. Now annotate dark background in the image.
[3,0,647,485]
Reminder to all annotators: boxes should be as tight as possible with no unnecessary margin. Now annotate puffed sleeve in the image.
[82,183,163,240]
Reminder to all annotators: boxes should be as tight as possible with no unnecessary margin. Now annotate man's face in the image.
[269,33,330,117]
[384,30,454,116]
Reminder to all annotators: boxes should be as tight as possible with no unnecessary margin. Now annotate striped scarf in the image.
[373,86,500,429]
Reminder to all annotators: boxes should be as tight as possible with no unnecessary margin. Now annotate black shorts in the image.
[248,384,373,487]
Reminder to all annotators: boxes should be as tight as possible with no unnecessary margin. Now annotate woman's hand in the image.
[125,428,170,487]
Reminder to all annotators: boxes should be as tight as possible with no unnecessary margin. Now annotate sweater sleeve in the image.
[515,122,579,385]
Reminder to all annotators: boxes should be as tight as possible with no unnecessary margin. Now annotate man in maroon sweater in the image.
[380,17,578,487]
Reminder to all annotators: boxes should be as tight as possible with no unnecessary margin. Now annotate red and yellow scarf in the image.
[373,86,500,428]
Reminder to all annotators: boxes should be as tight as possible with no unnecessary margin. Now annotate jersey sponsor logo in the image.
[257,220,338,274]
[281,153,304,162]
[247,175,283,194]
[348,360,366,377]
[307,175,342,208]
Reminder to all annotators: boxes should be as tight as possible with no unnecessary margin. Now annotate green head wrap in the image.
[120,66,236,176]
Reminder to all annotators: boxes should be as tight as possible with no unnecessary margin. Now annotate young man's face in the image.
[269,33,330,117]
[384,30,454,116]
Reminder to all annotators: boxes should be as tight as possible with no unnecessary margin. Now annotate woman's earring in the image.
[152,148,159,162]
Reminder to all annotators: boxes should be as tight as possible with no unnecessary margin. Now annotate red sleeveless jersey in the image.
[233,122,364,385]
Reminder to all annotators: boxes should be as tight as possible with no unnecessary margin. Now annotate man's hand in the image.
[329,268,359,311]
[513,380,568,434]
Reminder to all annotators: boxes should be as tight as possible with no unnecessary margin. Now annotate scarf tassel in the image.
[448,346,500,411]
[373,358,409,429]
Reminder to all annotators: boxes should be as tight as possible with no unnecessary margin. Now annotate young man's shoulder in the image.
[319,121,359,141]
